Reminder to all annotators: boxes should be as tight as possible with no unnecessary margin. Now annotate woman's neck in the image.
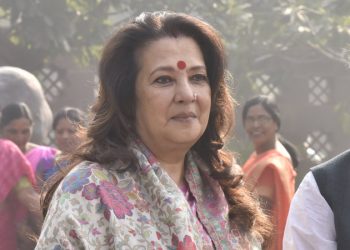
[159,159,186,186]
[153,148,187,186]
[144,141,189,186]
[25,142,38,153]
[255,137,277,155]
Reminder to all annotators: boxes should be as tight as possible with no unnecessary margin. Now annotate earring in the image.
[193,93,198,101]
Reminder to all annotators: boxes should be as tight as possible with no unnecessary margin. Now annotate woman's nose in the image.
[174,78,195,103]
[252,119,261,127]
[62,131,70,138]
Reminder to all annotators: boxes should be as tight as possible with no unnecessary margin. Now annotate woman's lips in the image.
[171,112,196,121]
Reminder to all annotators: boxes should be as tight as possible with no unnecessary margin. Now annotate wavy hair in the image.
[43,11,271,247]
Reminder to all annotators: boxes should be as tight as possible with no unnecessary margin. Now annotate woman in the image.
[241,95,298,250]
[53,107,85,153]
[44,107,86,180]
[0,139,41,250]
[37,11,272,249]
[0,102,58,188]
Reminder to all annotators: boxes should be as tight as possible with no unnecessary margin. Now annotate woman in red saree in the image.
[0,139,40,249]
[242,95,298,250]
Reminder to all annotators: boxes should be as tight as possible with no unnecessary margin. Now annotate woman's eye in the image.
[154,76,174,85]
[56,130,64,135]
[190,74,208,83]
[68,129,76,134]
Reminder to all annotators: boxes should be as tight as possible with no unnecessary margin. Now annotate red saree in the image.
[243,149,296,250]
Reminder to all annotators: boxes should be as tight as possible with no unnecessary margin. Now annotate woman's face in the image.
[1,117,32,152]
[134,36,211,156]
[54,118,80,152]
[243,104,278,151]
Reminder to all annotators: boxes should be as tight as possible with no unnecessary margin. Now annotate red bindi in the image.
[177,60,186,70]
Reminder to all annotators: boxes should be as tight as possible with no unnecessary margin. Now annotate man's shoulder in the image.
[311,149,350,210]
[312,149,350,174]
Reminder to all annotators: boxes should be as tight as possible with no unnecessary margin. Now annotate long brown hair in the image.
[43,11,271,247]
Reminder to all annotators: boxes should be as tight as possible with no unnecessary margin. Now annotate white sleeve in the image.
[283,172,337,250]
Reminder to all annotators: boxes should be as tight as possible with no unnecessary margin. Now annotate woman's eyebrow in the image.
[149,66,176,77]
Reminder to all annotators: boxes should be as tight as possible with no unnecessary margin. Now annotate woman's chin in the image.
[167,132,202,147]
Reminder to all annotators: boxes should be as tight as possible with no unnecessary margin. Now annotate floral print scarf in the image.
[36,138,261,249]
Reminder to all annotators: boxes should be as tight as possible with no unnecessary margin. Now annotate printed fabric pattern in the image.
[36,139,261,250]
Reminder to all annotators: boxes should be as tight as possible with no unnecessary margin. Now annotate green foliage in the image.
[0,0,127,66]
[0,0,348,68]
[1,0,348,166]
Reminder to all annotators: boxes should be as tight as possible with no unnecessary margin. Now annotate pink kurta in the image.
[25,145,57,187]
[0,139,35,250]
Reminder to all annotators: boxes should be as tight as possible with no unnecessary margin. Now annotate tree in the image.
[0,0,128,69]
[1,0,348,71]
[1,0,349,166]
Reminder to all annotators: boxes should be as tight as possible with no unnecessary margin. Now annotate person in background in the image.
[44,107,86,181]
[0,66,54,144]
[241,95,298,250]
[52,107,85,153]
[0,139,41,250]
[36,11,272,249]
[0,102,58,188]
[283,150,350,250]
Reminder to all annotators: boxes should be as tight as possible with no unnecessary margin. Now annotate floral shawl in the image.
[36,139,261,250]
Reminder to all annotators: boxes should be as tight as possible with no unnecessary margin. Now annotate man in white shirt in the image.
[283,150,350,250]
[283,172,336,250]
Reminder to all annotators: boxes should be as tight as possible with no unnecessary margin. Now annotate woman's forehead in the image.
[136,36,205,71]
[247,104,269,115]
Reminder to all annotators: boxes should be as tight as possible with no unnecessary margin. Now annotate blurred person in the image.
[0,102,58,188]
[283,150,350,250]
[0,66,53,144]
[0,139,41,250]
[52,107,85,153]
[44,107,86,180]
[36,11,272,249]
[241,95,298,250]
